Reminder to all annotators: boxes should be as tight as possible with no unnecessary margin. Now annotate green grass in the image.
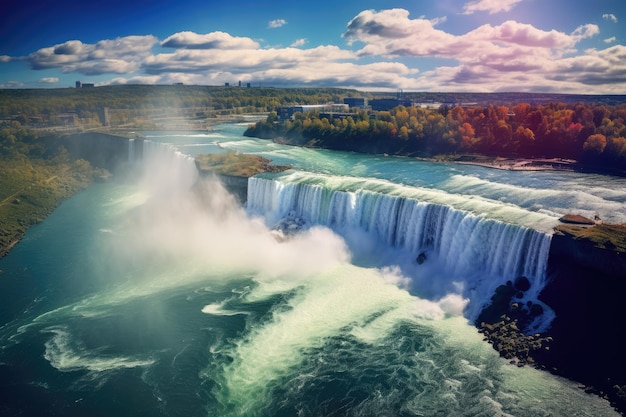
[555,223,626,252]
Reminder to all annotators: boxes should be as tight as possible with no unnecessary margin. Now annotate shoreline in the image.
[416,154,626,177]
[270,135,626,178]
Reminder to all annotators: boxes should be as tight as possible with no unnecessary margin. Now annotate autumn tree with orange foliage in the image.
[246,101,626,173]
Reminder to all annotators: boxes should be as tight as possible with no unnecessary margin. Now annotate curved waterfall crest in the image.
[247,174,553,327]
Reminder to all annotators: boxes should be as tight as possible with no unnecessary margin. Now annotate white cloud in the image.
[161,31,260,49]
[341,8,623,93]
[290,38,307,47]
[27,36,157,75]
[602,13,618,23]
[344,9,593,62]
[462,0,524,15]
[605,36,617,44]
[570,24,600,41]
[268,19,287,29]
[5,8,626,94]
[38,77,59,84]
[143,45,356,76]
[1,80,25,88]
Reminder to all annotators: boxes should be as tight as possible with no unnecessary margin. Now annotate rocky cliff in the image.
[478,223,626,414]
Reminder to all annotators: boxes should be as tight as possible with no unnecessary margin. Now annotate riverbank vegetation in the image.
[245,102,626,175]
[0,122,105,258]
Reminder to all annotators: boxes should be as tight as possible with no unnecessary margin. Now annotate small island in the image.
[195,150,290,178]
[194,151,290,204]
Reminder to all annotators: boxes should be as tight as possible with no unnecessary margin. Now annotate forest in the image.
[245,102,626,174]
[0,85,363,129]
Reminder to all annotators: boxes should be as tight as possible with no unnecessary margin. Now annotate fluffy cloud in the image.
[290,38,307,47]
[462,0,524,15]
[27,36,157,74]
[5,8,625,93]
[143,45,355,75]
[602,13,618,23]
[161,31,260,49]
[344,9,596,58]
[268,19,287,29]
[38,77,59,84]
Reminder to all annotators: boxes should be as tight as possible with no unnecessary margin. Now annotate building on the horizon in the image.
[75,81,94,88]
[343,97,367,109]
[369,98,413,111]
[277,104,350,121]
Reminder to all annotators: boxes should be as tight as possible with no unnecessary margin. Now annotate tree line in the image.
[245,102,626,172]
[0,85,364,128]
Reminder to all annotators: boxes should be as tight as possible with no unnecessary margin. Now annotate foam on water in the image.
[214,263,463,415]
[444,173,626,223]
[43,326,155,373]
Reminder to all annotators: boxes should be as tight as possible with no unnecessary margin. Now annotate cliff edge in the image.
[478,221,626,414]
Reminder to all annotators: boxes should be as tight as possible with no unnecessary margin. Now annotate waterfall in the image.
[128,138,135,163]
[247,175,553,329]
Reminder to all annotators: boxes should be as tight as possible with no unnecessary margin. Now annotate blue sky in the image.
[1,0,624,93]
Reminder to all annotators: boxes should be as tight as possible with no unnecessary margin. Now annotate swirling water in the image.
[0,123,624,416]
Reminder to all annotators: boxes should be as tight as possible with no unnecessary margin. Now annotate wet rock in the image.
[514,276,531,292]
[416,252,427,265]
[271,211,307,241]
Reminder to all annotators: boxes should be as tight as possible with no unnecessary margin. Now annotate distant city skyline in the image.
[1,0,624,93]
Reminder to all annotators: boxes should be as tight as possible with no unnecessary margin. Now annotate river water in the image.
[1,121,624,416]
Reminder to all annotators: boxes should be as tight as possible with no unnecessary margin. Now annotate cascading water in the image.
[247,174,553,331]
[128,138,135,163]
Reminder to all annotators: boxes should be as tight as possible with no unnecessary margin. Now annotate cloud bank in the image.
[5,8,626,93]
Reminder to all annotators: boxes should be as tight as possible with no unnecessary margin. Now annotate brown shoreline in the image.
[419,154,626,177]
